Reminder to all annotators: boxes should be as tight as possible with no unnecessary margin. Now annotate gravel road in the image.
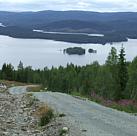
[9,86,137,136]
[9,86,27,94]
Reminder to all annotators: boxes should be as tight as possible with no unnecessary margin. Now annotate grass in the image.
[59,129,68,136]
[71,91,88,99]
[71,91,137,113]
[71,91,82,97]
[110,103,137,113]
[34,105,54,126]
[27,85,44,92]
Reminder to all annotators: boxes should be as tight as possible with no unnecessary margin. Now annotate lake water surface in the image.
[0,35,137,69]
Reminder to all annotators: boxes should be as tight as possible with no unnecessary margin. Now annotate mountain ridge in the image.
[0,10,137,44]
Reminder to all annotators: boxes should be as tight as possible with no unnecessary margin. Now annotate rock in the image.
[2,132,9,135]
[62,127,69,132]
[19,109,23,114]
[6,120,12,124]
[81,129,87,132]
[21,127,27,131]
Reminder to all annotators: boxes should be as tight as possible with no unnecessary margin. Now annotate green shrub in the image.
[35,105,54,126]
[40,110,54,126]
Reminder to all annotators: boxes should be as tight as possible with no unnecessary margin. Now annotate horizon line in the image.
[0,10,137,13]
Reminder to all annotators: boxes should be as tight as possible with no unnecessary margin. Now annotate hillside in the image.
[0,11,137,44]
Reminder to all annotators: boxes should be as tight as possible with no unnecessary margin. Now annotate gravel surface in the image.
[9,86,137,136]
[8,86,82,136]
[9,86,27,94]
[1,87,70,136]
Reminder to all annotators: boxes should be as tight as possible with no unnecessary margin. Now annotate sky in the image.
[0,0,137,12]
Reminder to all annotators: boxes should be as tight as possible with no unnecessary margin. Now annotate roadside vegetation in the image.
[71,91,137,113]
[59,127,68,136]
[0,80,27,88]
[1,46,137,113]
[27,85,44,92]
[34,105,54,126]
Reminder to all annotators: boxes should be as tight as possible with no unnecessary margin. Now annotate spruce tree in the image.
[116,46,128,100]
[106,47,118,82]
[106,47,118,99]
[106,47,118,66]
[18,61,24,70]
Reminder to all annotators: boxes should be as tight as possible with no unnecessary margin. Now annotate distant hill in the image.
[40,20,110,33]
[0,10,137,44]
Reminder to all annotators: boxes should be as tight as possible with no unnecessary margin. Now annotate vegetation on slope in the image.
[1,47,137,112]
[34,105,54,126]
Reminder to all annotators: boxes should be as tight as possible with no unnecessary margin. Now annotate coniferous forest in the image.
[1,47,137,102]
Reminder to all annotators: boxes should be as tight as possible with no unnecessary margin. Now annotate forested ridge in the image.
[0,11,137,44]
[1,47,137,103]
[0,26,127,44]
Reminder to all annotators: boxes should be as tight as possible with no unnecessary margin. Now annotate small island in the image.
[88,48,97,53]
[64,47,85,55]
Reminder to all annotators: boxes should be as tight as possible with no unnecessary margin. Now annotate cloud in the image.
[0,0,137,12]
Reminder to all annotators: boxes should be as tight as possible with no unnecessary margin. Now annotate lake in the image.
[0,35,137,69]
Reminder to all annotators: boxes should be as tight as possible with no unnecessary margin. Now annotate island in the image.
[88,49,97,53]
[64,47,85,55]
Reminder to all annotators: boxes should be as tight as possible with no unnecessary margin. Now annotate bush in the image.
[35,105,54,126]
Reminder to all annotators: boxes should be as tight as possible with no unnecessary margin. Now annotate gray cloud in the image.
[0,0,137,12]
